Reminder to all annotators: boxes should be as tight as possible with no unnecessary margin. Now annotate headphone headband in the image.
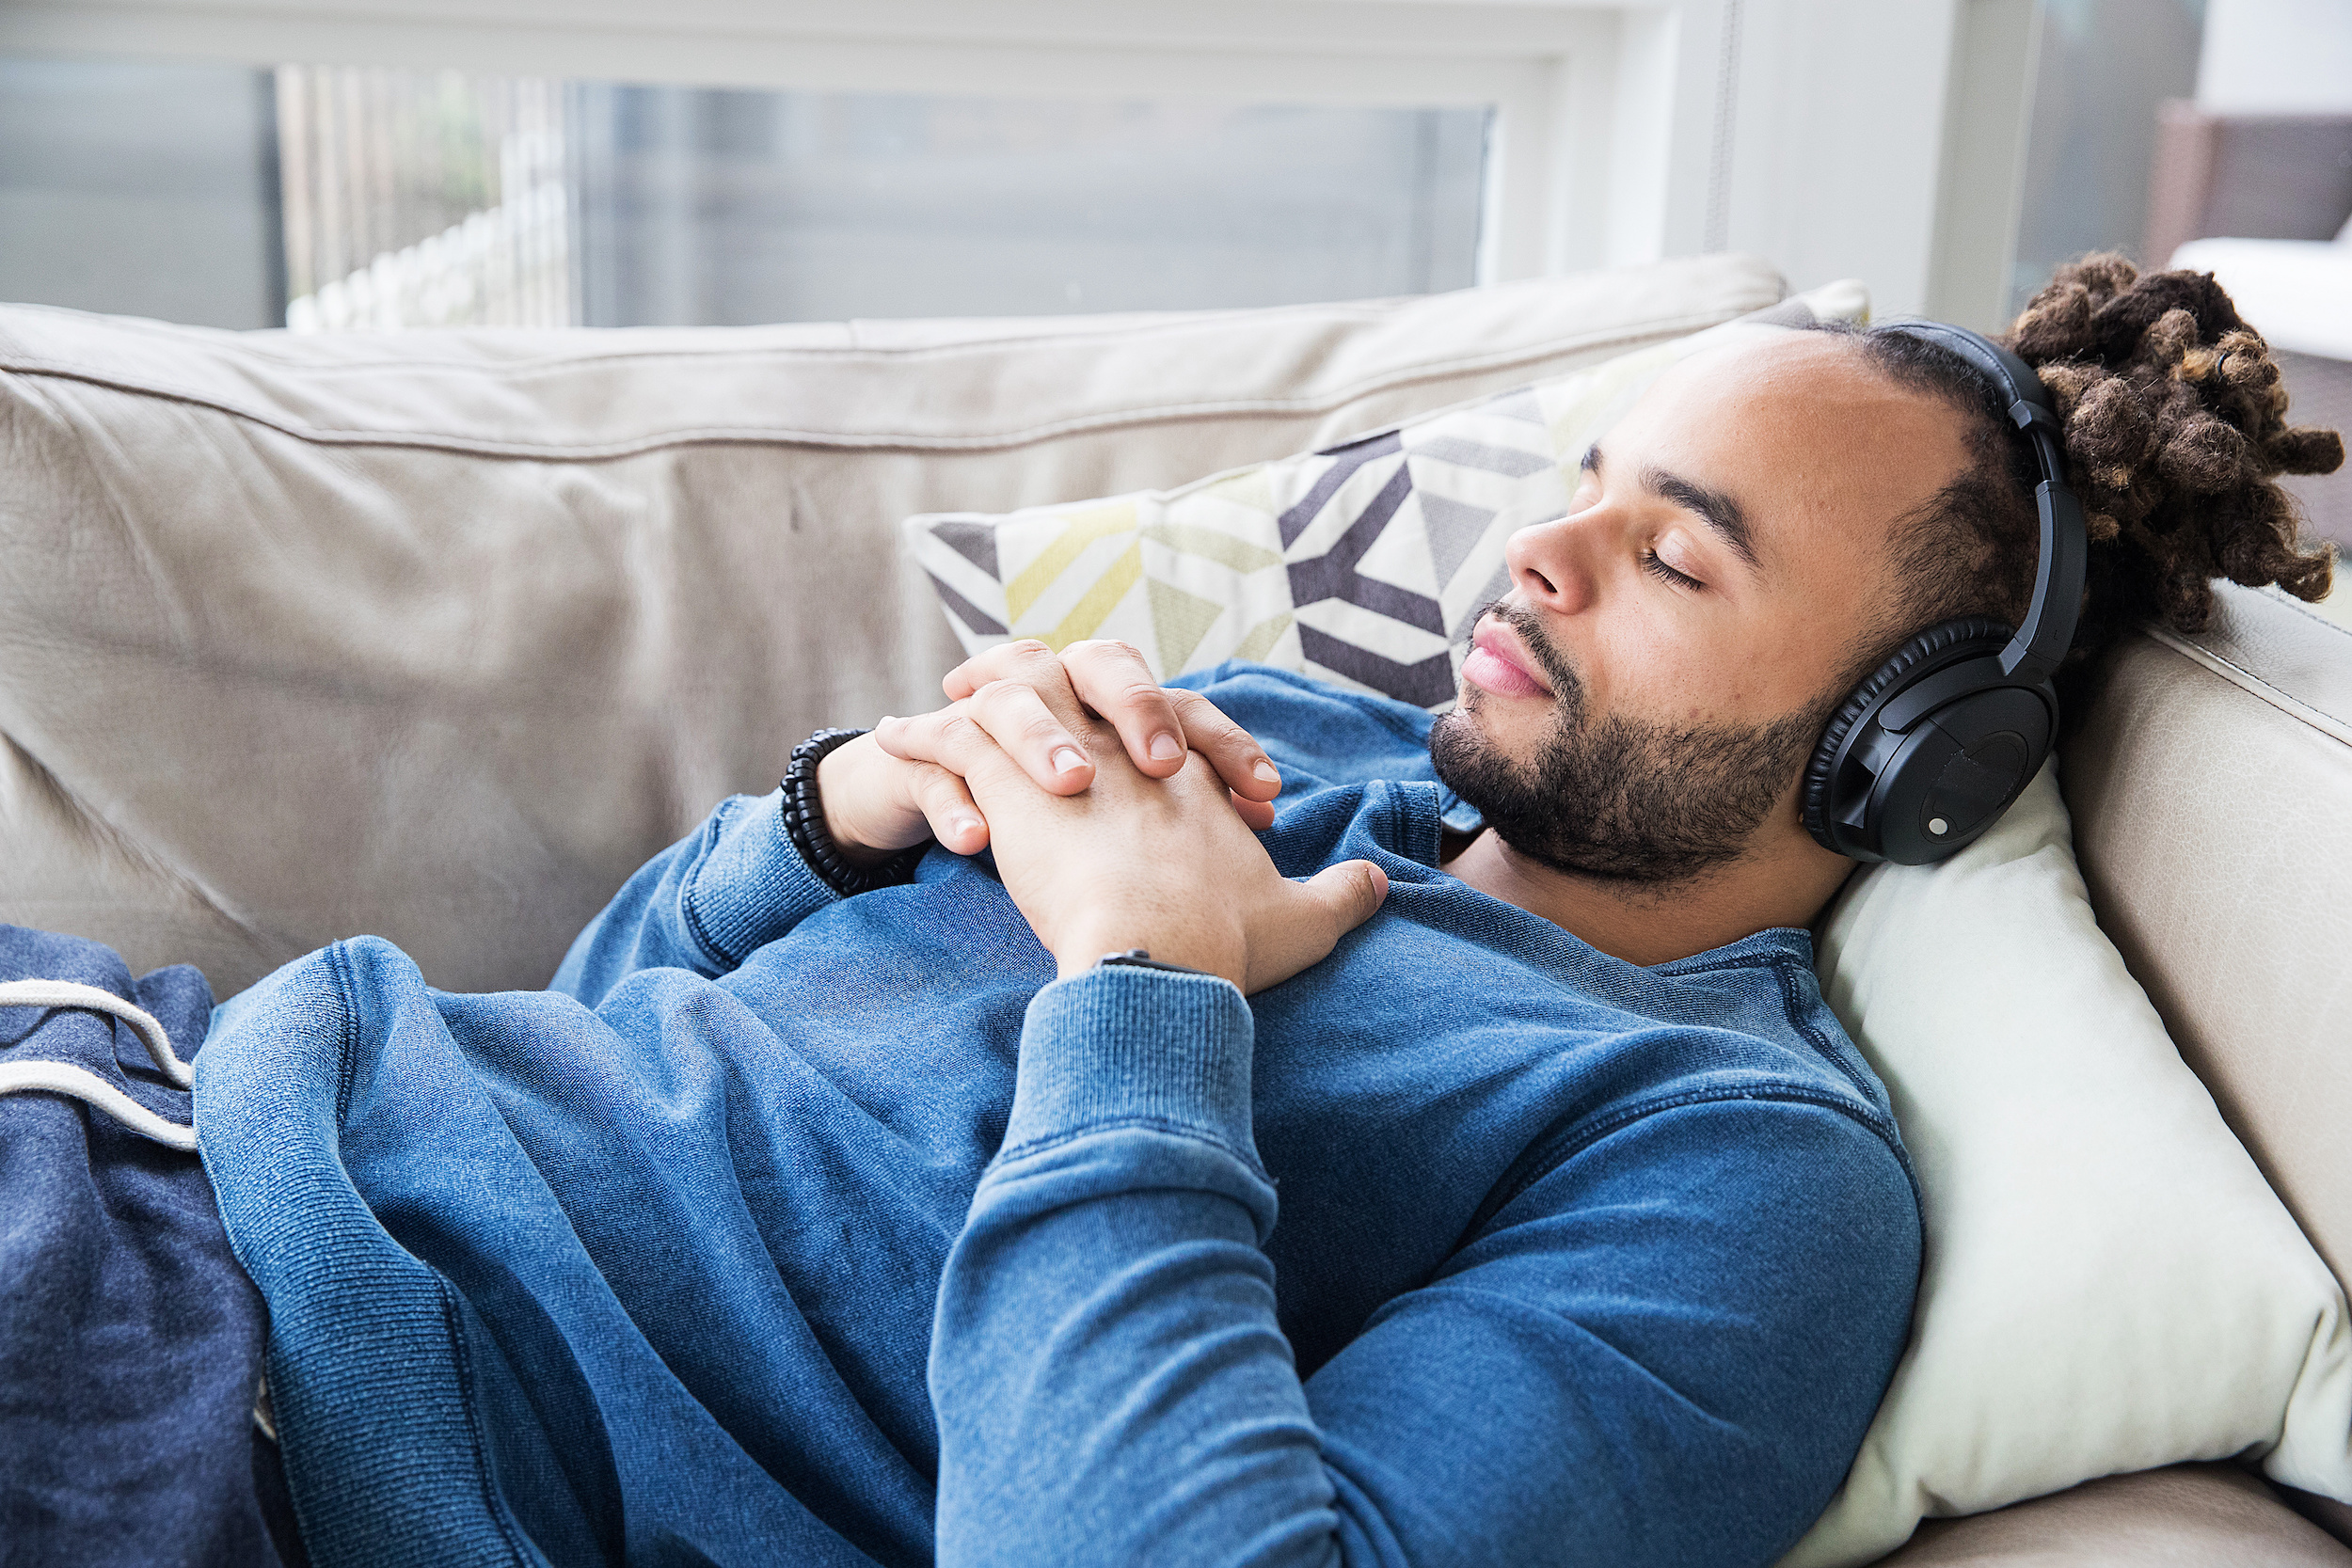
[1873,319,2086,684]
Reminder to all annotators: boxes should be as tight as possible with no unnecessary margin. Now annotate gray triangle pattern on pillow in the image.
[1278,406,1560,707]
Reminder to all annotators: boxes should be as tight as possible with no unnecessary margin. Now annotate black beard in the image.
[1428,602,1822,884]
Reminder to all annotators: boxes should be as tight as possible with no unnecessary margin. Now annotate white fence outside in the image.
[287,130,572,331]
[278,68,577,332]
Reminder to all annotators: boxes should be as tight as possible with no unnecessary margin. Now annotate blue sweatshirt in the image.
[195,664,1920,1568]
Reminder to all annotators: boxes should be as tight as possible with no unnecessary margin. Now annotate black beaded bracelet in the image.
[781,727,928,897]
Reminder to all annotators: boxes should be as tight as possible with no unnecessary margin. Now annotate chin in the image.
[1441,682,1544,761]
[1428,702,1529,803]
[1431,696,1487,757]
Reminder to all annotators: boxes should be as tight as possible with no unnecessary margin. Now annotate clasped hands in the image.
[816,641,1387,994]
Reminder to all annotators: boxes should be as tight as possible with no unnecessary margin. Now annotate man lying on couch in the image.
[5,258,2340,1568]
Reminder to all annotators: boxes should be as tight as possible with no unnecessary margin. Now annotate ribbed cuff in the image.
[683,791,842,967]
[1003,965,1257,1164]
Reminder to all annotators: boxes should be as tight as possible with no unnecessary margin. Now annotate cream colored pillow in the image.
[1788,763,2352,1566]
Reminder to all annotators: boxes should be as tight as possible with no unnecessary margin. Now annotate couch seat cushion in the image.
[1876,1465,2351,1566]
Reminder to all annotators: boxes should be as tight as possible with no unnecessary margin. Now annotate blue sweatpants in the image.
[0,924,304,1567]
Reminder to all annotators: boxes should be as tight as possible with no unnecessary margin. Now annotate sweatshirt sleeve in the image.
[549,790,841,1006]
[928,967,1919,1568]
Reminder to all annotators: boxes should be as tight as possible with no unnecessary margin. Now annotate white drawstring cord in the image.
[0,1058,199,1151]
[0,978,199,1151]
[0,979,192,1086]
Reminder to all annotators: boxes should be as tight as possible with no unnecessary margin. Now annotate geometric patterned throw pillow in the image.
[906,282,1865,710]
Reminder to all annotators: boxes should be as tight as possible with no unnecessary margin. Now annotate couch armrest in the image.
[2060,584,2352,1294]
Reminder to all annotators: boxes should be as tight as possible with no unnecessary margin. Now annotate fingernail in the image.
[1252,759,1279,784]
[949,814,983,841]
[1149,733,1183,762]
[1052,747,1089,776]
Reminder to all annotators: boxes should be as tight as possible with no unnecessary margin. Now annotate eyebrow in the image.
[1582,443,1762,574]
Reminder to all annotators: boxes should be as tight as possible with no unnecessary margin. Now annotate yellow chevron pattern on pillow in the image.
[905,283,1867,708]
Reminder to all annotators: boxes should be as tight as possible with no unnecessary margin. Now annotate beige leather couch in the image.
[2,254,2346,1563]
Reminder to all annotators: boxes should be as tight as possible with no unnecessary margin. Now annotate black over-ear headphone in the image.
[1799,319,2087,865]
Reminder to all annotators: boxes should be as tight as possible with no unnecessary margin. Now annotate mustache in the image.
[1472,598,1582,703]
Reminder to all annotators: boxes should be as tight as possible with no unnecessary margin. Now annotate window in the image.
[5,57,1490,330]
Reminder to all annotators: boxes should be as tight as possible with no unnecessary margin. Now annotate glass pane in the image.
[2,60,1489,328]
[2007,0,2205,315]
[0,56,282,329]
[566,86,1491,325]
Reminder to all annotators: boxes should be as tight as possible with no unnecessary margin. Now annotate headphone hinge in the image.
[1874,657,2006,735]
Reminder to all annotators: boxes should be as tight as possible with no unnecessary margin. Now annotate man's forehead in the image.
[1621,330,1963,469]
[1648,328,1875,402]
[1603,330,1972,563]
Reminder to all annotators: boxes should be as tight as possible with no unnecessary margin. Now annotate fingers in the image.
[1060,643,1281,796]
[942,641,1079,718]
[1168,689,1281,800]
[945,640,1279,794]
[1229,792,1277,832]
[871,707,1035,800]
[903,762,989,856]
[907,645,1284,832]
[878,682,1095,796]
[1306,859,1391,937]
[1057,641,1189,778]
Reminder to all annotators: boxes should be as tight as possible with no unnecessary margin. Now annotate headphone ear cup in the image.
[1802,616,2017,856]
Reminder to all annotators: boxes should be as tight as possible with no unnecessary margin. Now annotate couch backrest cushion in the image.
[2061,584,2352,1294]
[0,256,1787,996]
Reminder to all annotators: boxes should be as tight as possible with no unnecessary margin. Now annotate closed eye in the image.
[1640,548,1704,591]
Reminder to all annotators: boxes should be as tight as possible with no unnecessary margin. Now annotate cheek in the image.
[1619,607,1846,728]
[1595,609,1758,723]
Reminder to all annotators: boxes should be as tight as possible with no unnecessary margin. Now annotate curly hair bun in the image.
[2006,253,2341,651]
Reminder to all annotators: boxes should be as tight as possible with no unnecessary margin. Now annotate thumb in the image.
[1242,860,1391,995]
[1304,858,1390,938]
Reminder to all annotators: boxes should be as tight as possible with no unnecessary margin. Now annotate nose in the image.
[1503,509,1600,616]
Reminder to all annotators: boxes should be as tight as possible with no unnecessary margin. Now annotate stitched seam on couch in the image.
[2144,622,2352,746]
[0,277,1771,369]
[0,302,1751,381]
[0,309,1751,461]
[3,300,1408,370]
[2267,592,2352,649]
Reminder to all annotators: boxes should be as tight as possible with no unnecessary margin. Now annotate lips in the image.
[1464,619,1552,699]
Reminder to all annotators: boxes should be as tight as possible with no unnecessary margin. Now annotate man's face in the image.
[1429,332,1973,883]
